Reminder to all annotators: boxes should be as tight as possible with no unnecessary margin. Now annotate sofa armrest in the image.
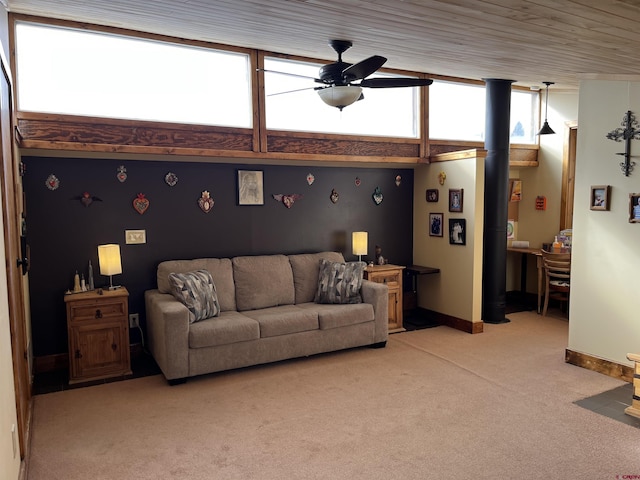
[361,279,389,343]
[144,289,190,380]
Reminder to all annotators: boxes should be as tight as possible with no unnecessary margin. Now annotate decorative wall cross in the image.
[606,110,640,176]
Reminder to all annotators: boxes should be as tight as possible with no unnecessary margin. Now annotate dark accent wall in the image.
[23,156,414,357]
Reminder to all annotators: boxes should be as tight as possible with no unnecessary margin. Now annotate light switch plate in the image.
[125,229,146,244]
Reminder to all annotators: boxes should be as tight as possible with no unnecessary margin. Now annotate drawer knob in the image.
[95,309,102,319]
[75,349,82,359]
[112,343,117,351]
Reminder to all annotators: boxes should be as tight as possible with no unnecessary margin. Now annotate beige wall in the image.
[507,91,579,292]
[569,78,640,366]
[413,153,485,323]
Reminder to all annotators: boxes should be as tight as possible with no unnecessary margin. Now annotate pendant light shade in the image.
[537,81,555,135]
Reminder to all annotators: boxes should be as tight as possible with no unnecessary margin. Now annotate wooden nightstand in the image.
[64,287,131,384]
[364,264,405,333]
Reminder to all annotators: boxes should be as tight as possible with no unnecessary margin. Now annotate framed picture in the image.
[449,189,463,212]
[590,185,610,211]
[429,213,443,237]
[449,218,466,245]
[237,170,264,205]
[426,189,439,202]
[629,193,640,223]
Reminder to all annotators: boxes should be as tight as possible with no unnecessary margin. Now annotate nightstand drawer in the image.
[69,300,126,322]
[368,273,399,286]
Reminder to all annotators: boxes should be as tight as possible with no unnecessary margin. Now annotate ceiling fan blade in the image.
[268,86,317,97]
[341,55,387,81]
[259,68,320,82]
[359,77,433,88]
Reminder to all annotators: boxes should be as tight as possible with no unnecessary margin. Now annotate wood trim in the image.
[565,349,633,383]
[423,308,484,334]
[560,121,578,230]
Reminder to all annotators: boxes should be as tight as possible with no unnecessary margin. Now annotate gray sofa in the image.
[144,252,389,383]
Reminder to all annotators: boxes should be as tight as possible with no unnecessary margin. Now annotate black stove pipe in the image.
[482,79,514,324]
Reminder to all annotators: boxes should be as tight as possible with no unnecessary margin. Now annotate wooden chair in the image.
[541,250,571,316]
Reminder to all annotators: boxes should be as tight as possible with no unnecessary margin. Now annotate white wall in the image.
[413,153,485,323]
[569,79,640,366]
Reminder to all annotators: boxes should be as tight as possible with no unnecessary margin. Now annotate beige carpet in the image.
[27,311,640,479]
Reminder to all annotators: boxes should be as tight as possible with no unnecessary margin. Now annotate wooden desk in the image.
[404,265,440,311]
[507,247,543,313]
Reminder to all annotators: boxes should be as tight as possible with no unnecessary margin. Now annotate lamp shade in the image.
[352,231,368,256]
[317,86,363,110]
[98,244,122,276]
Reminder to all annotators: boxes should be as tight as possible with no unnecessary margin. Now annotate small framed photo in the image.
[426,189,439,202]
[590,185,610,211]
[449,218,466,245]
[449,189,463,212]
[237,170,264,205]
[629,193,640,223]
[429,213,443,237]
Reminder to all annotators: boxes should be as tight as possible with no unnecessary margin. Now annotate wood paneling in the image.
[9,1,640,91]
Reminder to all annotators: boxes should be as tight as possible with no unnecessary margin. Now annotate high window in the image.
[14,22,253,128]
[264,57,420,138]
[429,80,539,144]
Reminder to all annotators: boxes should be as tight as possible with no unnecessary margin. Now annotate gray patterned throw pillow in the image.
[315,259,365,304]
[168,269,220,323]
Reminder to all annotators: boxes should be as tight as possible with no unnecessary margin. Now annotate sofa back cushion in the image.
[157,258,236,312]
[232,254,294,311]
[288,252,345,304]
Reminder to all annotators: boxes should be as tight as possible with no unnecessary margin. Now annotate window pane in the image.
[429,81,538,144]
[15,22,252,128]
[264,57,419,138]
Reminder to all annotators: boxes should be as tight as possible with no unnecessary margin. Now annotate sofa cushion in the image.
[233,255,295,311]
[288,252,345,304]
[243,305,319,338]
[189,311,260,348]
[168,270,220,323]
[298,302,374,330]
[157,258,236,311]
[315,259,366,304]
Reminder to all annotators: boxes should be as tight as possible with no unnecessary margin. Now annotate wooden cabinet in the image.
[364,265,405,333]
[64,288,131,384]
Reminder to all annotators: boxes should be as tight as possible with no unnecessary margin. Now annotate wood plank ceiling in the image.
[7,0,640,92]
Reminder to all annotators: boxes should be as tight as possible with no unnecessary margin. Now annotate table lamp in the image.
[352,231,368,262]
[98,244,122,290]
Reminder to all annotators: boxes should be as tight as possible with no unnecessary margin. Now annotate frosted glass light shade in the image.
[317,86,362,110]
[352,231,368,257]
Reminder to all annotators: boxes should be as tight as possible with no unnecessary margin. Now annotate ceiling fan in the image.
[265,39,433,111]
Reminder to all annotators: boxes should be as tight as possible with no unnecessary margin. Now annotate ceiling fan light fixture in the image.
[317,86,363,110]
[537,81,556,135]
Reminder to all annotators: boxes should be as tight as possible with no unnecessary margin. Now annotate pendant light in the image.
[537,81,555,135]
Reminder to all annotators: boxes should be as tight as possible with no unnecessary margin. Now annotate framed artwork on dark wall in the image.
[237,170,264,205]
[590,185,610,211]
[429,213,443,237]
[449,188,463,212]
[449,218,466,245]
[630,193,640,223]
[426,189,439,202]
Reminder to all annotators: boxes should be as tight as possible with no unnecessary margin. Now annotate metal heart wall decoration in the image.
[133,193,150,214]
[73,192,102,207]
[45,174,60,190]
[117,165,127,183]
[273,193,303,208]
[330,188,339,204]
[372,187,384,205]
[198,191,214,213]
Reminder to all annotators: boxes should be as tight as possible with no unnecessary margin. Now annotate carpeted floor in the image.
[26,310,640,479]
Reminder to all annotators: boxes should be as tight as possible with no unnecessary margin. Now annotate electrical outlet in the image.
[129,313,139,329]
